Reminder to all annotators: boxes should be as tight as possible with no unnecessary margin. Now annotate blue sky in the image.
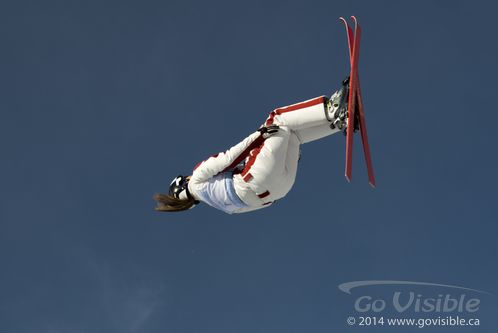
[1,0,497,332]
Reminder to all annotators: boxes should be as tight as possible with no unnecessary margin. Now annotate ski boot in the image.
[326,77,359,135]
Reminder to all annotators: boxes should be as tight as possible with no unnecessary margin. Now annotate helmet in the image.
[169,175,196,202]
[169,175,189,200]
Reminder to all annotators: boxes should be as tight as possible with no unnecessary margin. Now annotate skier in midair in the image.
[155,79,352,214]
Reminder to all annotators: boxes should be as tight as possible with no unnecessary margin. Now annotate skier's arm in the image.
[190,131,262,183]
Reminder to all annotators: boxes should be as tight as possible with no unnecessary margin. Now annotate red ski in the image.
[339,16,376,187]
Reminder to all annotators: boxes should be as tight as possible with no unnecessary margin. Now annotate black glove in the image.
[258,124,279,138]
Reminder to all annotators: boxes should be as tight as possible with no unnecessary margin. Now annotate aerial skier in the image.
[155,16,374,214]
[154,79,353,214]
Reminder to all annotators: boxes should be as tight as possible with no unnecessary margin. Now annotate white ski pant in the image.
[234,96,341,209]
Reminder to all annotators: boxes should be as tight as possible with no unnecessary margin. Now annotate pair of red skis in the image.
[339,16,376,188]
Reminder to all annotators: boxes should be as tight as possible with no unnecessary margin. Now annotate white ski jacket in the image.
[188,131,273,214]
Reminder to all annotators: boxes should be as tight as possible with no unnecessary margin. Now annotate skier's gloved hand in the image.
[258,124,279,138]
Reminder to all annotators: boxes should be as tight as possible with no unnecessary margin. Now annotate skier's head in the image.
[154,175,198,212]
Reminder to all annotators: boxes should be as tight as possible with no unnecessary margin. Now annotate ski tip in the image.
[369,181,376,188]
[340,16,359,24]
[345,174,352,183]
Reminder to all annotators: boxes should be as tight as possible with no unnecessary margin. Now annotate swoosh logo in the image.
[338,280,492,296]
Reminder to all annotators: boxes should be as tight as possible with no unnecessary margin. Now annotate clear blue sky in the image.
[1,0,497,332]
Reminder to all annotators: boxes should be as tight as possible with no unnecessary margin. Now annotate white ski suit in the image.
[188,96,341,214]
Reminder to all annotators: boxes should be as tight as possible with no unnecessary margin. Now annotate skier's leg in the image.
[264,80,349,132]
[295,123,341,144]
[279,131,301,194]
[237,126,300,201]
[240,127,291,186]
[264,96,329,131]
